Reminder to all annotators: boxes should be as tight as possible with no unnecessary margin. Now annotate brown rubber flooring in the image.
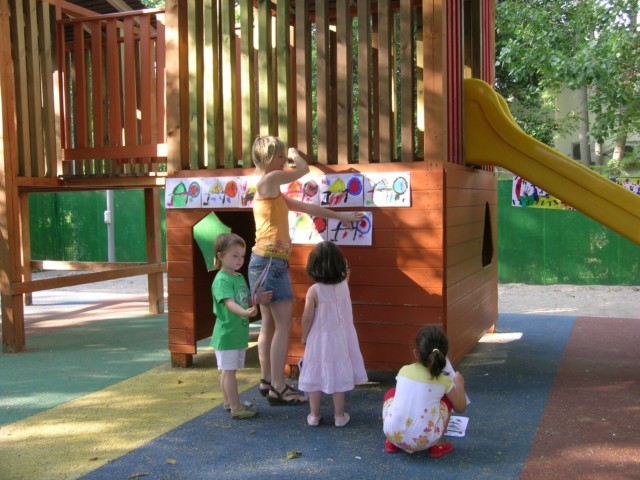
[522,317,640,480]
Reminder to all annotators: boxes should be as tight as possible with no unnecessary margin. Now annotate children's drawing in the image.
[289,212,327,244]
[327,212,373,246]
[238,176,259,208]
[364,172,411,207]
[165,178,202,208]
[282,174,321,204]
[202,177,240,208]
[512,176,573,209]
[320,174,364,207]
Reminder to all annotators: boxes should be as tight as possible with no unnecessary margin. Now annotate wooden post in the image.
[0,0,26,352]
[145,188,164,314]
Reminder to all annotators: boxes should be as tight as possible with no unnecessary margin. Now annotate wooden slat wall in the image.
[166,1,456,172]
[444,164,498,361]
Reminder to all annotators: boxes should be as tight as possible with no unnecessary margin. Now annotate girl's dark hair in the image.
[305,241,348,285]
[213,233,246,270]
[415,325,449,378]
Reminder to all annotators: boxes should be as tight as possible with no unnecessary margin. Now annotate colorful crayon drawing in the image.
[238,176,259,208]
[327,212,373,246]
[320,174,364,207]
[202,177,240,208]
[289,212,327,244]
[165,178,202,208]
[511,176,573,210]
[363,172,411,207]
[282,174,321,204]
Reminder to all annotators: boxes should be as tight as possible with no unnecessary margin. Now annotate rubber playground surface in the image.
[1,290,639,479]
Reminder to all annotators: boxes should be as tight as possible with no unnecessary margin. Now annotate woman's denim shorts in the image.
[248,254,293,303]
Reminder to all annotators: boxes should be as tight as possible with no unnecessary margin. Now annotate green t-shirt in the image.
[210,271,251,350]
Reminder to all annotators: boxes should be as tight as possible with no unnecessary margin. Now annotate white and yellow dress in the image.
[382,363,454,453]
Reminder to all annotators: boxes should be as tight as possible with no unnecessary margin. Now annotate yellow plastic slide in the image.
[464,78,640,246]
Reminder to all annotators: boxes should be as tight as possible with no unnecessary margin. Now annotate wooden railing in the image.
[58,9,167,176]
[166,1,463,172]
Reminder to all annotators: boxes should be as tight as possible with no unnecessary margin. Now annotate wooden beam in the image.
[335,0,352,165]
[315,0,329,164]
[0,0,26,352]
[357,0,371,164]
[422,0,447,162]
[238,0,255,166]
[145,188,165,314]
[294,0,312,158]
[16,176,165,191]
[257,0,273,136]
[276,0,291,144]
[377,0,392,163]
[400,0,414,162]
[11,263,166,295]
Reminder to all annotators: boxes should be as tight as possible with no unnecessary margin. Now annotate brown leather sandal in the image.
[267,384,306,406]
[259,379,271,397]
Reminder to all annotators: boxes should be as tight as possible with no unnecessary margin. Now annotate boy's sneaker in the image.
[334,413,350,427]
[307,414,321,426]
[231,406,257,419]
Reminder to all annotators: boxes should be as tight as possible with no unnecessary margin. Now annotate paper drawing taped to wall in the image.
[165,178,202,208]
[363,172,411,207]
[512,176,573,209]
[326,212,373,245]
[320,174,364,207]
[238,176,259,208]
[289,212,326,244]
[289,211,373,246]
[282,174,321,204]
[202,177,240,208]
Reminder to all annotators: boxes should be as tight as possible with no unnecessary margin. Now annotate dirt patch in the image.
[498,283,639,318]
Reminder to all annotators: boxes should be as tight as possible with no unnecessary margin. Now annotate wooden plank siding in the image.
[444,164,498,360]
[164,162,477,370]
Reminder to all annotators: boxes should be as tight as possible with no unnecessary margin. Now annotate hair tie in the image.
[432,348,439,353]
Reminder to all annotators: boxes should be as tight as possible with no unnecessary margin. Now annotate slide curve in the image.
[464,78,640,246]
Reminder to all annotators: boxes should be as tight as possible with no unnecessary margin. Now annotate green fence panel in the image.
[113,190,167,262]
[498,179,640,285]
[29,190,167,264]
[28,183,640,285]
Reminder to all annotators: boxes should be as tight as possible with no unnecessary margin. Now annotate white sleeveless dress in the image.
[298,280,368,394]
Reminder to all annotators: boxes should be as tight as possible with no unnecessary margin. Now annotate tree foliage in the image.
[495,0,640,161]
[140,0,165,8]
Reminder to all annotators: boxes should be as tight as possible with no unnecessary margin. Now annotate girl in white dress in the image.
[298,241,368,427]
[382,325,467,457]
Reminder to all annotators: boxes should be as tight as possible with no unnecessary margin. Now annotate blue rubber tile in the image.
[83,314,575,480]
[0,315,168,426]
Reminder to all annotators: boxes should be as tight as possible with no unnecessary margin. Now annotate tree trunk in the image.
[612,134,627,161]
[577,87,591,166]
[594,142,603,166]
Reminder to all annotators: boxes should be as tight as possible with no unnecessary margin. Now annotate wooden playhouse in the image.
[0,0,498,372]
[163,0,498,369]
